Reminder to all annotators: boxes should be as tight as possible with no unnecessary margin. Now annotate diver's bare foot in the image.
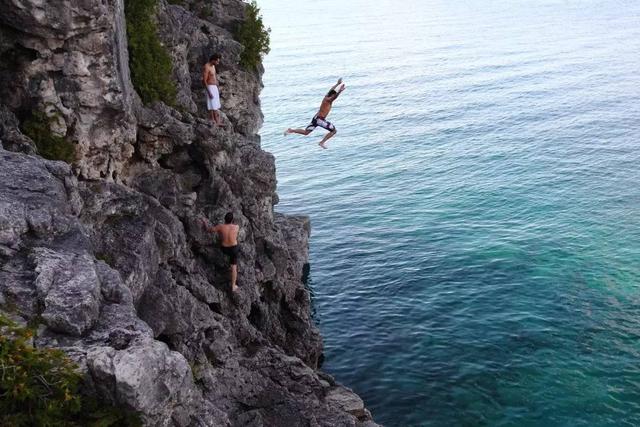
[284,128,292,136]
[232,284,239,292]
[318,141,328,149]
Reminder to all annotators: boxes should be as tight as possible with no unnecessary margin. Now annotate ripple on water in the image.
[260,0,640,425]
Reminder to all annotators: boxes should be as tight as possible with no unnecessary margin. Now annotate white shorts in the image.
[206,85,221,110]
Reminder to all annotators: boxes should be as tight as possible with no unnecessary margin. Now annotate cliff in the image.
[0,0,378,425]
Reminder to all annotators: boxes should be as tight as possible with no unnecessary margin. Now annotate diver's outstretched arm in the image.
[333,84,346,100]
[329,78,343,91]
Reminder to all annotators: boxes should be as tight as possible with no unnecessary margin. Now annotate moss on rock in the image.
[21,111,76,163]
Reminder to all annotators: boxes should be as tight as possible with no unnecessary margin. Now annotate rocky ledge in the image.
[0,0,378,425]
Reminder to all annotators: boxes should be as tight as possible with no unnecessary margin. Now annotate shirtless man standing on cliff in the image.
[202,53,222,126]
[284,78,346,149]
[200,212,239,292]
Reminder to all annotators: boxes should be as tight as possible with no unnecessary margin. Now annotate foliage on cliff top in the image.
[0,314,141,426]
[125,0,177,105]
[236,1,271,71]
[22,111,76,163]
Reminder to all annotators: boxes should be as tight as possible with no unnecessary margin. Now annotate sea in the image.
[258,0,640,425]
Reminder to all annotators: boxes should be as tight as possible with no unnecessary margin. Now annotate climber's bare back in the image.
[214,223,239,247]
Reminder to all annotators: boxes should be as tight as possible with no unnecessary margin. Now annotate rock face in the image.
[0,0,378,426]
[0,0,136,180]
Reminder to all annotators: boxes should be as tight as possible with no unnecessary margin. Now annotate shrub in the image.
[125,0,177,105]
[235,1,271,71]
[0,314,141,426]
[21,111,76,163]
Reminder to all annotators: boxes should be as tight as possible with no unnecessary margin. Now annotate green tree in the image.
[236,1,271,71]
[0,315,141,426]
[125,0,177,105]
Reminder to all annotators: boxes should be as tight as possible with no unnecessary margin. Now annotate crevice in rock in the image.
[208,302,222,314]
[279,295,297,334]
[157,332,175,350]
[248,302,263,330]
[0,42,38,68]
[301,263,310,285]
[260,280,278,303]
[317,352,325,369]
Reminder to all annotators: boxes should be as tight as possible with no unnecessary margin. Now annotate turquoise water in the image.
[258,0,640,425]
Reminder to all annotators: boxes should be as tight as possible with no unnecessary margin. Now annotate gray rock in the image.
[0,106,36,154]
[325,386,367,419]
[33,249,102,336]
[157,3,263,135]
[0,0,136,180]
[0,0,379,424]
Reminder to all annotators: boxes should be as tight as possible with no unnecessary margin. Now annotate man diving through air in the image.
[284,78,346,149]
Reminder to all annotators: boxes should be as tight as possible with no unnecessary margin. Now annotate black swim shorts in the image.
[305,114,336,132]
[221,245,239,265]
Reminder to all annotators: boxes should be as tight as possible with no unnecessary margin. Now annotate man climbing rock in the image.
[284,78,346,149]
[202,53,223,126]
[200,212,239,292]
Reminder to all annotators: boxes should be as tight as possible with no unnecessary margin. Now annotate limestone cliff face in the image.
[0,0,136,179]
[0,0,378,426]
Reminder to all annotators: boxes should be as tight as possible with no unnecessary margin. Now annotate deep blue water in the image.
[258,0,640,425]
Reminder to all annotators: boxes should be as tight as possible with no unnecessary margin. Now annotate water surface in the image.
[259,1,640,425]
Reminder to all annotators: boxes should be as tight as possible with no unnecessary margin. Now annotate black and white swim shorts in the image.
[305,114,336,132]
